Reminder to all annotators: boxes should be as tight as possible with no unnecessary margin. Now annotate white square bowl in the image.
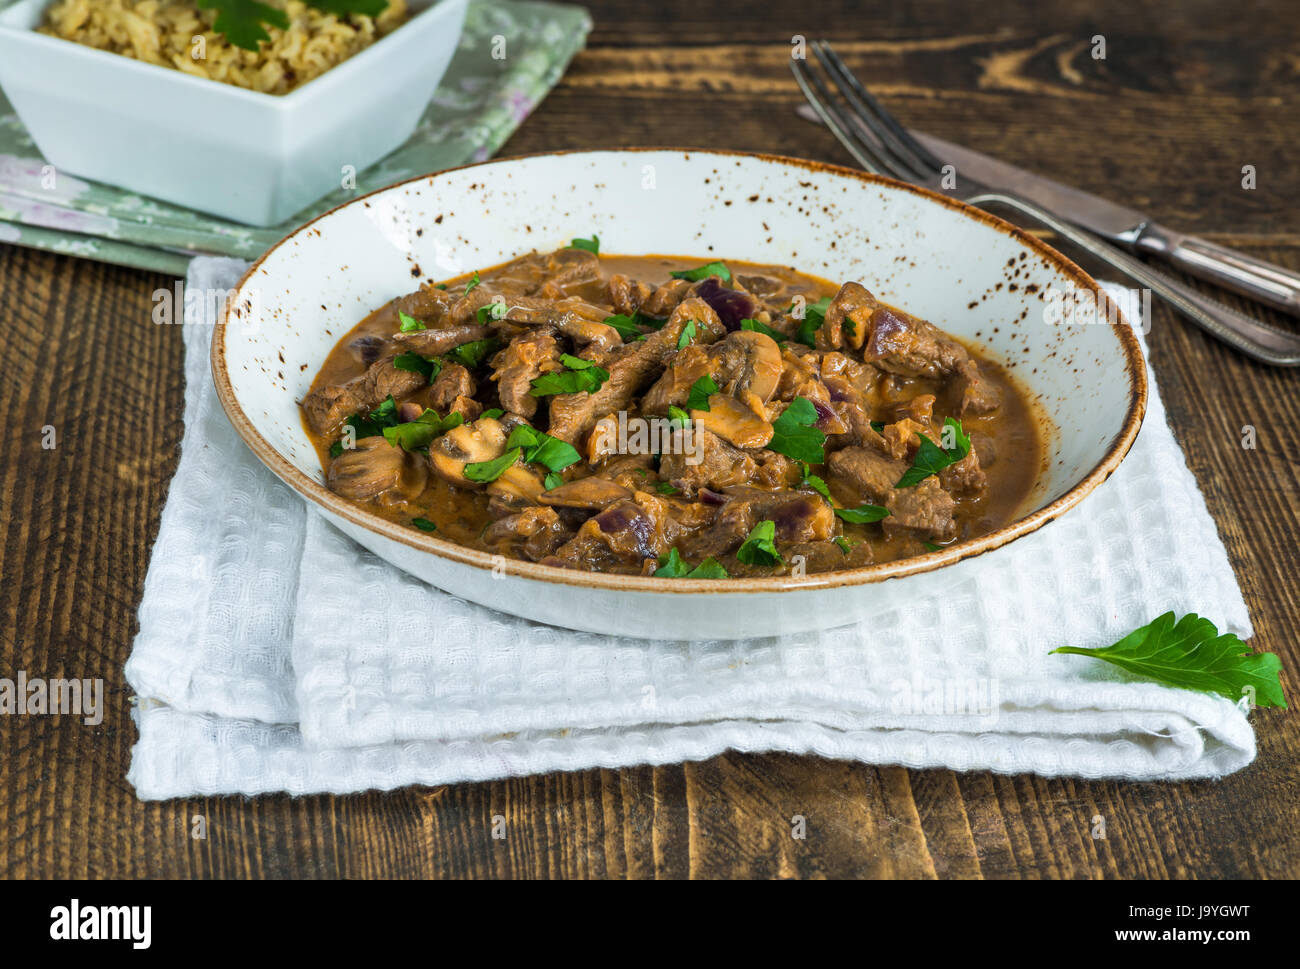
[0,0,468,226]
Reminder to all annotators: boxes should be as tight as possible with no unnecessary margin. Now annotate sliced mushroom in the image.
[428,417,508,487]
[540,476,634,510]
[327,437,427,502]
[487,462,547,504]
[691,395,774,450]
[709,330,783,402]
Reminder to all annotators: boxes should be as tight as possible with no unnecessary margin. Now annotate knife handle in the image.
[1137,226,1300,318]
[968,191,1300,366]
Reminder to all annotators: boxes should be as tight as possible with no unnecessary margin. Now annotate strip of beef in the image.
[639,278,692,317]
[543,491,677,573]
[878,417,931,461]
[782,538,874,573]
[391,285,457,327]
[546,300,724,445]
[658,426,759,496]
[441,286,498,325]
[680,487,836,562]
[482,506,572,561]
[489,329,561,418]
[938,446,986,495]
[534,248,601,297]
[607,273,652,316]
[391,322,490,357]
[302,356,426,435]
[643,330,782,414]
[495,294,622,354]
[815,282,878,352]
[951,358,1003,415]
[826,445,956,542]
[864,305,970,380]
[424,363,478,418]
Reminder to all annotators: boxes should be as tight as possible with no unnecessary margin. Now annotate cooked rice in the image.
[39,0,409,95]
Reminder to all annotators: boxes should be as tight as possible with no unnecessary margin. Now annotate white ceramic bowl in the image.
[213,149,1146,639]
[0,0,467,226]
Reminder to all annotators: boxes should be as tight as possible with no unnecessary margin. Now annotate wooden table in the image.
[2,0,1296,879]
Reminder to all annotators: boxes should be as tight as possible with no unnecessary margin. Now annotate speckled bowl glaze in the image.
[213,149,1146,640]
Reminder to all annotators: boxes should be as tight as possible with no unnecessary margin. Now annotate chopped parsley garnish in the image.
[736,520,782,567]
[656,482,680,495]
[1051,612,1285,707]
[766,396,826,464]
[476,300,510,324]
[447,337,501,369]
[676,320,697,351]
[570,234,600,253]
[392,351,441,382]
[480,408,504,420]
[544,472,564,490]
[654,548,730,579]
[603,312,665,341]
[464,448,520,483]
[834,503,890,524]
[895,417,971,488]
[670,261,731,284]
[435,283,448,290]
[398,310,426,332]
[685,375,719,411]
[686,558,731,579]
[922,541,941,552]
[870,420,886,432]
[798,461,831,500]
[505,425,581,472]
[529,354,610,397]
[411,517,438,532]
[328,441,345,458]
[463,272,481,296]
[336,397,399,443]
[667,405,691,428]
[792,296,832,347]
[603,314,642,340]
[833,537,853,554]
[739,318,785,341]
[382,409,462,451]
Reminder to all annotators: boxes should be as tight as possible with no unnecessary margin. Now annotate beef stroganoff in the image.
[301,246,1042,578]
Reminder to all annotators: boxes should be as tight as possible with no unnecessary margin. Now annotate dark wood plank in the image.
[0,0,1297,879]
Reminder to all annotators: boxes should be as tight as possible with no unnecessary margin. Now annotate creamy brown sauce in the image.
[302,252,1042,575]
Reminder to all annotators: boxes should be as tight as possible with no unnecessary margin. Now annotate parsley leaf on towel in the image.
[1050,612,1286,708]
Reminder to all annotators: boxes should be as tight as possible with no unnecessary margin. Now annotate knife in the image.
[796,101,1300,319]
[906,130,1300,318]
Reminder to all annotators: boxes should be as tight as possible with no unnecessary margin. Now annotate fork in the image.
[791,41,1300,366]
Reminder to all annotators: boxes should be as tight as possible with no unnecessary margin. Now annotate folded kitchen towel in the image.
[125,258,1256,798]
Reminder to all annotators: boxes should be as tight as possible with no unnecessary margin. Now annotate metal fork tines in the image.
[791,41,1300,366]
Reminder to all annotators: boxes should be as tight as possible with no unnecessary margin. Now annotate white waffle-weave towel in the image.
[125,257,1255,798]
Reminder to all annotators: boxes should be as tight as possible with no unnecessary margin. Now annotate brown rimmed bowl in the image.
[212,149,1146,639]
